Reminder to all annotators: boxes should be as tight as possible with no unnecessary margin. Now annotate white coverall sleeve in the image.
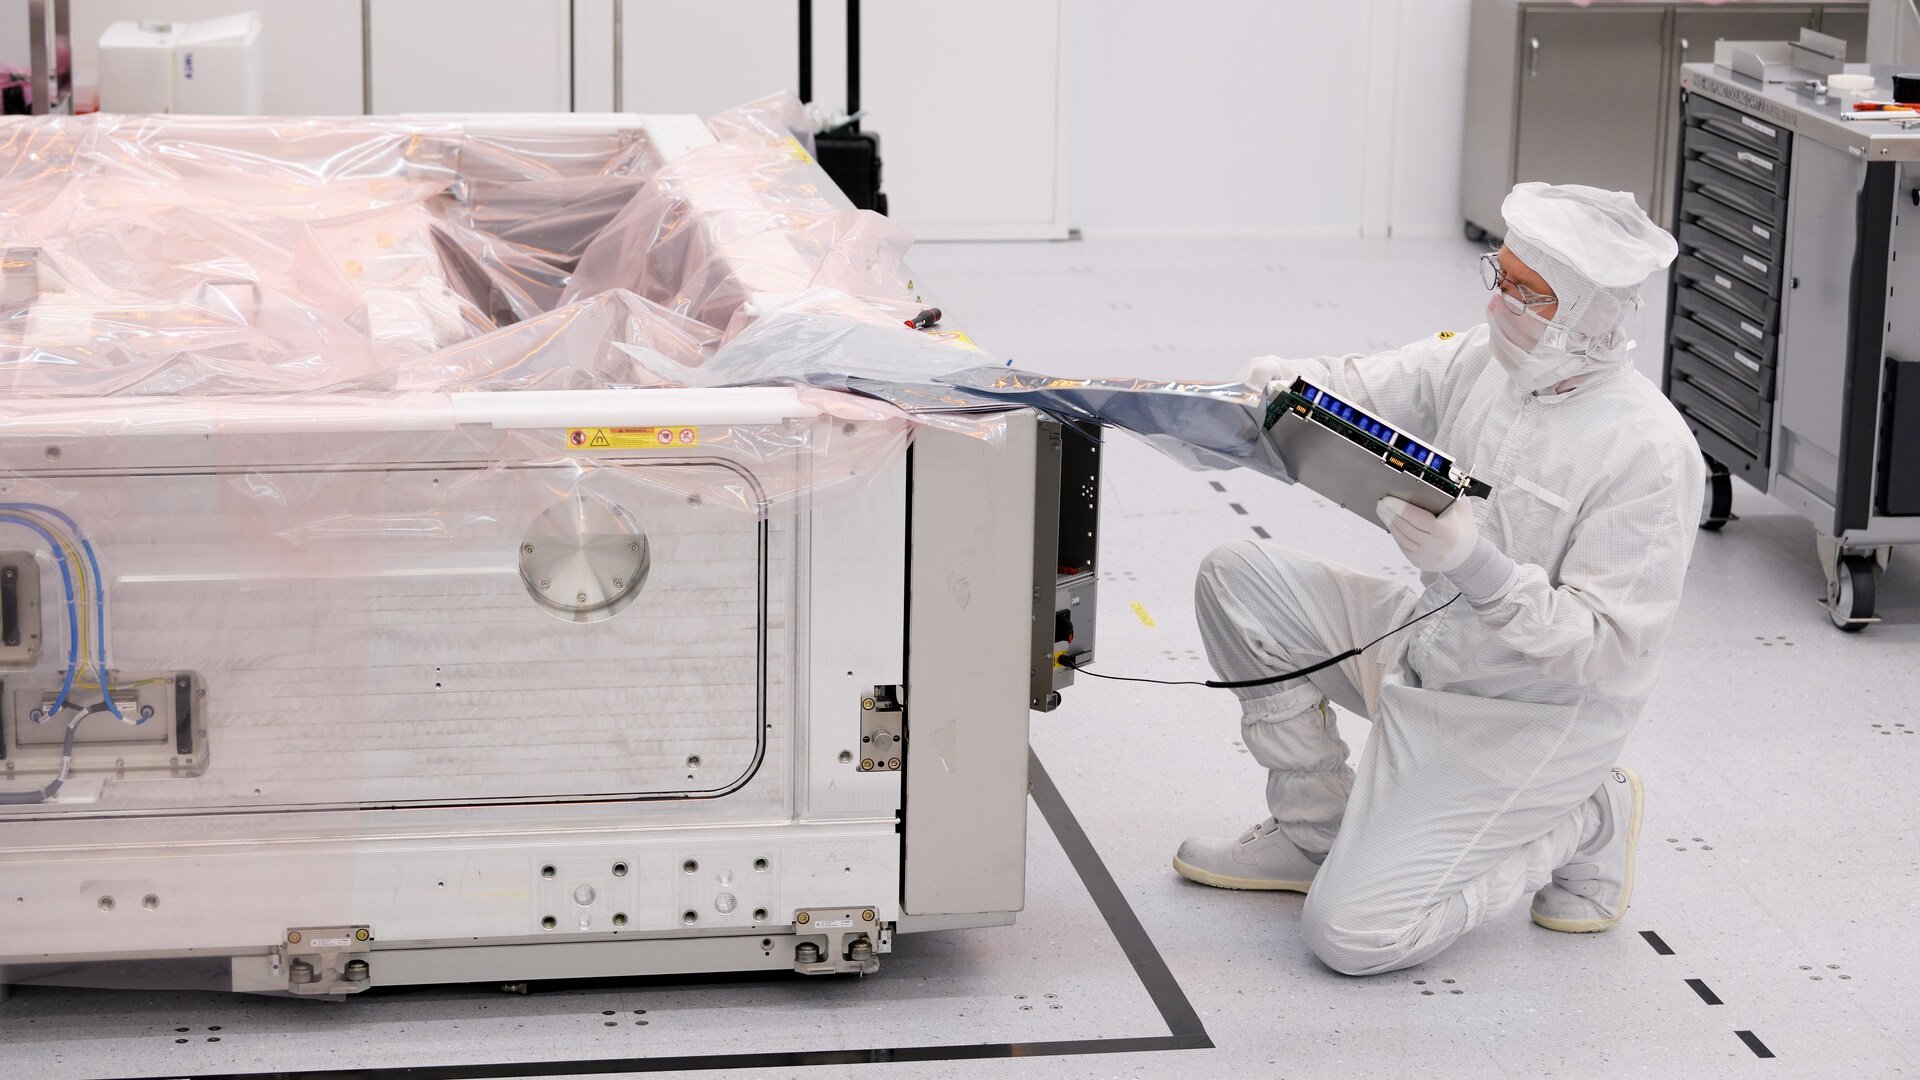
[1449,443,1703,686]
[1284,330,1475,440]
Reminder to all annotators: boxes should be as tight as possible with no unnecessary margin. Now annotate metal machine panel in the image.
[799,458,908,819]
[1776,137,1863,510]
[1462,0,1528,240]
[1880,356,1920,514]
[0,389,945,988]
[0,445,783,813]
[1878,161,1920,516]
[902,416,1039,917]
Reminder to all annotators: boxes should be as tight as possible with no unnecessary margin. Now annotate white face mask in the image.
[1484,293,1591,392]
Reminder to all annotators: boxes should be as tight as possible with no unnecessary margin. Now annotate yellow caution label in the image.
[1437,330,1457,340]
[785,137,814,165]
[1131,601,1156,627]
[565,426,699,451]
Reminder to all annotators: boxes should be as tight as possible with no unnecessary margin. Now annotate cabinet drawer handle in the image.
[1529,37,1541,77]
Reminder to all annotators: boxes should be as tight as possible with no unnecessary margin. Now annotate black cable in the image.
[1063,593,1460,690]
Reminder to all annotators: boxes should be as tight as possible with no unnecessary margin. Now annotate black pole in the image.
[798,0,813,103]
[846,0,861,129]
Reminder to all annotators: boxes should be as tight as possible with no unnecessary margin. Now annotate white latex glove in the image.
[1376,495,1480,573]
[1237,354,1302,392]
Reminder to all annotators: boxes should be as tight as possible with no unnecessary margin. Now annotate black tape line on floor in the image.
[1252,525,1272,539]
[1209,481,1227,492]
[1029,749,1213,1046]
[1686,978,1724,1006]
[1736,1030,1777,1058]
[89,755,1211,1080]
[1229,502,1249,515]
[1640,931,1675,956]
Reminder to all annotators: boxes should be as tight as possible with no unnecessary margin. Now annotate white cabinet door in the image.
[863,0,1069,239]
[613,0,1069,240]
[615,0,800,116]
[64,0,363,114]
[367,0,571,114]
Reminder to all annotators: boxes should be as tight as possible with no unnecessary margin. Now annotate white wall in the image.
[13,1,1479,238]
[367,0,570,113]
[1069,0,1471,238]
[1390,0,1473,237]
[0,0,28,69]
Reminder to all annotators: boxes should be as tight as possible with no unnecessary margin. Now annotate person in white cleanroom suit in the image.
[1174,182,1706,976]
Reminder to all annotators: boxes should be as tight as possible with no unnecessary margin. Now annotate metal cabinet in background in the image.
[1666,66,1920,630]
[1510,8,1670,202]
[1463,0,1867,242]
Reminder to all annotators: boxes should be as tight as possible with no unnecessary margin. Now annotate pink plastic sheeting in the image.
[0,97,987,511]
[1,96,943,403]
[562,126,923,333]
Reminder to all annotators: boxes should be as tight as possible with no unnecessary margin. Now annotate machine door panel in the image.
[0,443,788,817]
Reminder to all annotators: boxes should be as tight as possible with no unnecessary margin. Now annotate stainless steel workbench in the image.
[1667,62,1920,628]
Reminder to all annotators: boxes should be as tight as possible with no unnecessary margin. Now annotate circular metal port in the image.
[518,494,650,624]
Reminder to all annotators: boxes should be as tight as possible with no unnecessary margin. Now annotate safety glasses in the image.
[1479,251,1557,316]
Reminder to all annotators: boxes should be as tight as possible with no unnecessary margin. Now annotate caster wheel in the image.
[1464,222,1489,244]
[1700,455,1732,530]
[1828,554,1877,631]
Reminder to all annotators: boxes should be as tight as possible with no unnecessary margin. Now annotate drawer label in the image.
[1734,351,1761,372]
[1740,320,1763,339]
[1750,224,1770,240]
[1714,274,1735,291]
[1742,254,1769,273]
[1736,151,1775,173]
[1741,116,1778,138]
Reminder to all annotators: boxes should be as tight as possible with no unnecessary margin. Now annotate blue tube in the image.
[0,513,81,719]
[0,502,126,724]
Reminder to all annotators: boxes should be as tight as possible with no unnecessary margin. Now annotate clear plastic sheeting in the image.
[0,97,937,395]
[562,135,923,333]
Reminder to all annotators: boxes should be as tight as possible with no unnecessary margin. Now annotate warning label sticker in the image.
[565,426,699,451]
